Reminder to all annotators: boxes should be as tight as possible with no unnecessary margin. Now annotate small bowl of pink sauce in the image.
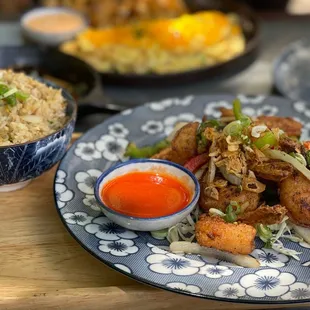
[21,7,88,46]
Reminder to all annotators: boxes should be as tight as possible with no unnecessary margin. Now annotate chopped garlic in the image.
[251,125,267,138]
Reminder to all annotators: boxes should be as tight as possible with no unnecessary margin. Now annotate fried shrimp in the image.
[199,184,260,213]
[256,116,302,137]
[280,171,310,227]
[249,160,294,182]
[171,122,199,164]
[238,204,287,225]
[195,215,256,255]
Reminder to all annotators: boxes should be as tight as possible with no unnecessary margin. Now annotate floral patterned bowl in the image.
[0,83,77,192]
[94,159,200,231]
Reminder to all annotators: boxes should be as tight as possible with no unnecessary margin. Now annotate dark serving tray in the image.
[92,0,260,87]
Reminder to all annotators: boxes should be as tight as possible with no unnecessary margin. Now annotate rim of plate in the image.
[53,94,310,305]
[94,158,200,221]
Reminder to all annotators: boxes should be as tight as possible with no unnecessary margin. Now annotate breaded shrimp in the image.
[280,171,310,227]
[238,204,287,225]
[199,184,260,213]
[249,160,294,182]
[256,116,302,137]
[171,122,199,164]
[195,215,256,255]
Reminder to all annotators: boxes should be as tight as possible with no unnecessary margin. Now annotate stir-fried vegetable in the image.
[223,120,243,137]
[305,150,310,167]
[184,153,209,172]
[233,98,251,127]
[197,120,223,151]
[265,149,310,181]
[289,152,307,166]
[151,229,168,239]
[125,139,170,158]
[209,201,241,223]
[253,131,277,149]
[256,224,273,247]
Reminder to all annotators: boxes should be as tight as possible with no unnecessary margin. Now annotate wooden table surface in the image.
[1,134,309,310]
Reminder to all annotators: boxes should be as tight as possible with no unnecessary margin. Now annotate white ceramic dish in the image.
[20,7,88,46]
[94,159,200,231]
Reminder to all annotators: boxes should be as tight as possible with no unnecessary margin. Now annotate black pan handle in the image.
[78,85,125,114]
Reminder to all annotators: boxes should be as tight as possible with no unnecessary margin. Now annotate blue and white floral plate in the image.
[54,94,310,304]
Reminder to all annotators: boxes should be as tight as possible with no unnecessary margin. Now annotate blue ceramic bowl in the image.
[94,159,200,231]
[0,82,77,192]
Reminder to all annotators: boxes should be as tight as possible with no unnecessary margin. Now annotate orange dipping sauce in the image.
[101,171,191,218]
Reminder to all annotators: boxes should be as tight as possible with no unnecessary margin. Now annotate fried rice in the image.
[0,70,67,146]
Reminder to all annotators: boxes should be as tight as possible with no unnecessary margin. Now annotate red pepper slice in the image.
[304,141,310,151]
[184,153,209,172]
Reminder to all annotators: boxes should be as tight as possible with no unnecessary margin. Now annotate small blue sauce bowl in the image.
[0,81,77,192]
[94,159,200,232]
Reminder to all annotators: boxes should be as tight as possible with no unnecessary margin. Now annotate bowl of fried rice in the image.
[0,70,77,192]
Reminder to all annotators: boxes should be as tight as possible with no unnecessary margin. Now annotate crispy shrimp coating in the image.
[195,215,256,255]
[249,160,294,182]
[199,184,260,213]
[151,122,199,165]
[256,116,302,137]
[280,171,310,227]
[171,122,199,164]
[238,204,287,225]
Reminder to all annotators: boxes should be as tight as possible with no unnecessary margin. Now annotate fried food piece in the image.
[199,184,260,213]
[238,204,287,225]
[279,135,302,153]
[249,160,294,182]
[280,171,310,227]
[171,122,199,165]
[256,116,302,137]
[220,107,234,117]
[151,147,184,164]
[196,215,256,255]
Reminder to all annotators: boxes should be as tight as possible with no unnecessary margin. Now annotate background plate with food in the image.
[55,94,310,304]
[58,0,259,86]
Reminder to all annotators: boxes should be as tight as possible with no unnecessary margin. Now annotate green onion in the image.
[290,152,307,166]
[256,224,273,246]
[306,151,310,167]
[196,120,223,150]
[253,131,277,149]
[224,204,237,223]
[124,139,170,158]
[230,201,241,215]
[223,120,243,137]
[16,91,29,101]
[151,229,168,239]
[232,99,251,127]
[0,84,29,106]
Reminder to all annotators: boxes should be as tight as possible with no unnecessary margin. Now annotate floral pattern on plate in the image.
[55,94,310,304]
[146,253,205,276]
[85,217,138,241]
[75,169,102,195]
[99,239,139,257]
[215,283,246,299]
[166,282,201,294]
[54,180,74,209]
[147,95,194,111]
[239,269,295,298]
[252,248,289,268]
[63,211,93,226]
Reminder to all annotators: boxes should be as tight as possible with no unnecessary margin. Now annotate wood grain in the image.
[0,133,308,309]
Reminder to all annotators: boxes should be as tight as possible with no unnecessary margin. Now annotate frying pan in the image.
[92,0,260,87]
